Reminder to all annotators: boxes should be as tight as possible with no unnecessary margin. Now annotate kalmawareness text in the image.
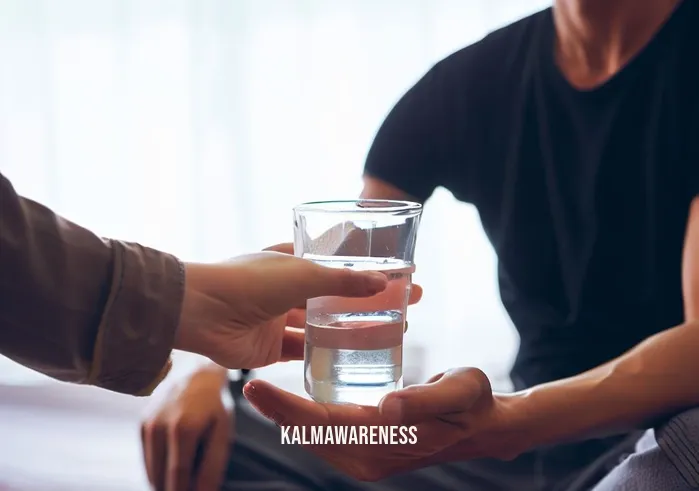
[281,425,418,445]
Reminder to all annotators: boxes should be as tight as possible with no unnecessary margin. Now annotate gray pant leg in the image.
[591,407,699,491]
[223,401,633,491]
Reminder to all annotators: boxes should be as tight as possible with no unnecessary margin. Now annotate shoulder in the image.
[426,8,551,98]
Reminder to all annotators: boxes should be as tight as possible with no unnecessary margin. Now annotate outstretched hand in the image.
[264,242,423,361]
[175,250,389,369]
[243,368,523,482]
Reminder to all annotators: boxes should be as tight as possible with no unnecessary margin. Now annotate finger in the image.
[280,327,305,361]
[379,368,491,425]
[408,284,423,305]
[194,420,229,491]
[286,308,306,328]
[299,274,414,316]
[288,263,388,306]
[290,283,423,314]
[140,425,154,486]
[243,380,384,428]
[142,423,167,491]
[264,242,294,255]
[426,371,446,384]
[243,380,330,427]
[265,243,421,306]
[166,422,200,491]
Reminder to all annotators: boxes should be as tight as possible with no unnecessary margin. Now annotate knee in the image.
[652,406,699,487]
[592,440,687,491]
[655,405,699,453]
[593,408,699,490]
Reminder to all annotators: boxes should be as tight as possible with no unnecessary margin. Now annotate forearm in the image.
[0,173,184,395]
[510,320,699,449]
[360,175,422,203]
[683,197,699,320]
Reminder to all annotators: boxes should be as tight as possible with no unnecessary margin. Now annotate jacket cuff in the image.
[87,240,185,395]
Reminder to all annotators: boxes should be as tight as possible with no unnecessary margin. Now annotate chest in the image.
[467,66,697,255]
[444,64,696,318]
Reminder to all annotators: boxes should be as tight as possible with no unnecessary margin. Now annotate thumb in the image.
[289,260,388,304]
[379,367,491,425]
[264,242,294,255]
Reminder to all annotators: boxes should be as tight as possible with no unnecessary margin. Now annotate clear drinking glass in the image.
[293,200,422,405]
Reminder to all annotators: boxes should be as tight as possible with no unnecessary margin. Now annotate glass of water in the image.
[293,200,422,405]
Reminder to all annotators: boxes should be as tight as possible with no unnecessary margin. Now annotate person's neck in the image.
[553,0,681,88]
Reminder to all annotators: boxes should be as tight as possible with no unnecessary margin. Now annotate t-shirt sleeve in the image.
[363,64,449,203]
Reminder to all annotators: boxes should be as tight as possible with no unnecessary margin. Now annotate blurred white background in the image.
[0,0,550,486]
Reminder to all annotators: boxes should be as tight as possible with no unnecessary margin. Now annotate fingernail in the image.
[380,397,403,422]
[365,272,388,293]
[243,382,256,398]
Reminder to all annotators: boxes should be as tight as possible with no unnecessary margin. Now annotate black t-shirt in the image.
[364,1,699,390]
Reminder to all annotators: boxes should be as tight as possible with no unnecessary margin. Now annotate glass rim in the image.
[293,199,422,214]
